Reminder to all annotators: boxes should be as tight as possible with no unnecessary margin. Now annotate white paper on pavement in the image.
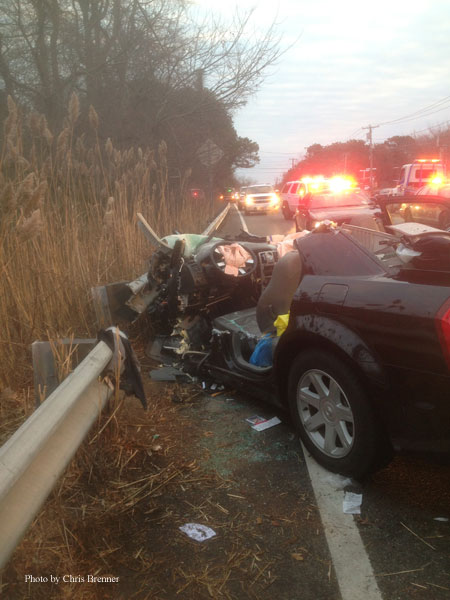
[179,523,217,542]
[343,491,363,514]
[246,415,281,431]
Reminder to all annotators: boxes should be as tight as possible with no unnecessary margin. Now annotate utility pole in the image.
[362,124,379,192]
[289,158,296,170]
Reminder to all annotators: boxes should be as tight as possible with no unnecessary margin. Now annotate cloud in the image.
[192,0,450,181]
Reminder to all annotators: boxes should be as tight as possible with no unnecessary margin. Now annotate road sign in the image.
[197,139,224,167]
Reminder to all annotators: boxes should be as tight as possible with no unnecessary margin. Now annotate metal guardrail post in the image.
[0,341,114,569]
[202,202,231,236]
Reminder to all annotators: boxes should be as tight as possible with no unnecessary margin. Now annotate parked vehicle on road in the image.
[393,158,445,196]
[280,176,360,220]
[280,178,328,220]
[219,187,239,202]
[377,194,450,231]
[124,219,450,478]
[238,187,247,210]
[416,183,450,198]
[241,184,279,215]
[294,189,382,232]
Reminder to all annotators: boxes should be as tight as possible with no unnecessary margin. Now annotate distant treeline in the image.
[283,132,450,188]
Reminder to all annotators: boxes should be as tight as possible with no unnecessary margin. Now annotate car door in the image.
[286,182,300,213]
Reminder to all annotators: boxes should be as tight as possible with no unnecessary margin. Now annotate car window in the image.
[298,230,385,276]
[385,201,450,229]
[412,168,437,180]
[290,182,299,194]
[282,183,291,193]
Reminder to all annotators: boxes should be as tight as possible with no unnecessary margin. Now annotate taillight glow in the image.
[435,299,450,369]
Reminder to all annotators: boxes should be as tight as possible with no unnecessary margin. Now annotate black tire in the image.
[288,349,389,478]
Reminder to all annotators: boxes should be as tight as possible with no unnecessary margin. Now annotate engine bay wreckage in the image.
[95,213,450,478]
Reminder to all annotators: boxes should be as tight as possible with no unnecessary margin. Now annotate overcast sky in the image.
[194,0,450,184]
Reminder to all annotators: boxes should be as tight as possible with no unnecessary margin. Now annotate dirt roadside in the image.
[3,350,341,600]
[112,371,341,600]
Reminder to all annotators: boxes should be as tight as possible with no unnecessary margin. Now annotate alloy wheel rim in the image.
[297,368,354,458]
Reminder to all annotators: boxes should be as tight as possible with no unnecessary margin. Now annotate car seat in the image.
[256,250,303,333]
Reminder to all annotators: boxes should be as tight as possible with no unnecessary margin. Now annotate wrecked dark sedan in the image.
[115,218,450,478]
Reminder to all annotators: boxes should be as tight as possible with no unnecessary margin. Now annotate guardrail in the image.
[0,341,113,569]
[203,202,231,236]
[0,204,232,570]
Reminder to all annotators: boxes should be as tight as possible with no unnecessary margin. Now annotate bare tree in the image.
[0,0,284,187]
[0,1,283,119]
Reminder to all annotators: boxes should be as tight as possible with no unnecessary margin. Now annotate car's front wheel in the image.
[288,350,388,478]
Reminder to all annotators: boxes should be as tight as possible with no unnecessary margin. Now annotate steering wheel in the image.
[210,241,257,277]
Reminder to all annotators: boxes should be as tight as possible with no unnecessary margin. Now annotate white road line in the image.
[236,205,249,232]
[303,449,383,600]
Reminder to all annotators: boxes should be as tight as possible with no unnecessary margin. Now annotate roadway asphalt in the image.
[213,203,450,600]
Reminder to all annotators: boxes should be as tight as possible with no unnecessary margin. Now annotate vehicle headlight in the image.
[269,193,279,206]
[245,196,254,206]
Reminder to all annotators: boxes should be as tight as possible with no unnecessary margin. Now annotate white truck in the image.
[391,158,445,196]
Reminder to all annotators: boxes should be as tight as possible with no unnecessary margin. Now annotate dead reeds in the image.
[0,94,219,391]
[0,96,223,599]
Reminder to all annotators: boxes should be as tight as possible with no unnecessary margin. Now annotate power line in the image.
[410,119,450,135]
[348,127,364,138]
[376,94,450,128]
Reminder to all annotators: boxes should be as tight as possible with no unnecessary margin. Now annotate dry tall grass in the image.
[0,95,225,598]
[0,94,219,391]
